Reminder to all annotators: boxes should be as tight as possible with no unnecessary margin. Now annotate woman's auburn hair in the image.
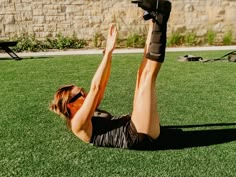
[49,84,75,128]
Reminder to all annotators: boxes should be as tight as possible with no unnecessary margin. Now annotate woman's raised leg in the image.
[131,1,171,139]
[131,47,162,139]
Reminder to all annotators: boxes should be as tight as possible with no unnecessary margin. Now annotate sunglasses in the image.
[69,88,85,103]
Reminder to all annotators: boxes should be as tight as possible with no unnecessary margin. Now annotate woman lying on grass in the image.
[49,0,171,150]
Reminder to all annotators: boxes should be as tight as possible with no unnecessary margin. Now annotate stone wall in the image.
[0,0,235,46]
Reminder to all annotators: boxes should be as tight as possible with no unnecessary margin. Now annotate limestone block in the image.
[33,26,44,32]
[33,16,45,24]
[17,23,33,33]
[33,0,50,5]
[217,9,225,15]
[213,23,224,33]
[21,0,33,2]
[41,32,53,38]
[169,13,185,24]
[13,0,22,3]
[65,5,81,13]
[15,3,32,11]
[31,3,43,15]
[125,8,142,18]
[207,6,225,23]
[13,13,22,21]
[225,8,236,23]
[69,9,84,17]
[90,16,102,24]
[173,2,184,11]
[173,25,186,33]
[57,23,72,31]
[4,24,17,33]
[66,0,84,5]
[84,9,103,16]
[44,24,57,32]
[20,11,33,21]
[0,8,4,15]
[199,15,208,23]
[206,0,221,6]
[43,5,64,15]
[3,4,16,13]
[184,4,194,12]
[45,15,66,22]
[33,9,44,16]
[102,13,113,24]
[73,16,86,23]
[196,28,207,37]
[4,15,15,24]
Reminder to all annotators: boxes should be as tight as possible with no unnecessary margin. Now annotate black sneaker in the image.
[132,0,171,24]
[132,0,157,12]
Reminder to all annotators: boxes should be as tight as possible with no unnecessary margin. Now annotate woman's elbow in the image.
[90,81,101,94]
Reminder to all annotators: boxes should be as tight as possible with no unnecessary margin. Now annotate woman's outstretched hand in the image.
[105,24,117,54]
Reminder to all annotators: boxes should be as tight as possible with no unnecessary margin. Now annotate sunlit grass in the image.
[0,51,235,177]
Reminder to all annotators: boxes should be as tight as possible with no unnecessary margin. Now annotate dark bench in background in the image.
[0,41,21,60]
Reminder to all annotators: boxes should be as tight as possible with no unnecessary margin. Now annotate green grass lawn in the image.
[0,50,235,177]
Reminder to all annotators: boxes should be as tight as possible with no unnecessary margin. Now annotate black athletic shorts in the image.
[90,114,158,150]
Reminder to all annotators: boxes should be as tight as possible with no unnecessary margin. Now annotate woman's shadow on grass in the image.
[150,123,236,150]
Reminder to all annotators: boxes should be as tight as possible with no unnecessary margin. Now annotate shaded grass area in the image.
[0,51,235,176]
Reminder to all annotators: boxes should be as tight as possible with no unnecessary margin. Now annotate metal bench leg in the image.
[1,46,22,60]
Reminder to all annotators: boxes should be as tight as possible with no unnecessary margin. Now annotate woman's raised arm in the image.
[71,24,117,136]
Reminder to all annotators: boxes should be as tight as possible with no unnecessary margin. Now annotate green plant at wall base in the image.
[223,30,233,45]
[167,32,184,46]
[11,34,40,52]
[11,33,87,52]
[206,30,216,45]
[56,33,71,49]
[116,37,122,47]
[115,32,127,48]
[184,33,197,46]
[93,33,104,48]
[54,33,87,49]
[126,33,145,48]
